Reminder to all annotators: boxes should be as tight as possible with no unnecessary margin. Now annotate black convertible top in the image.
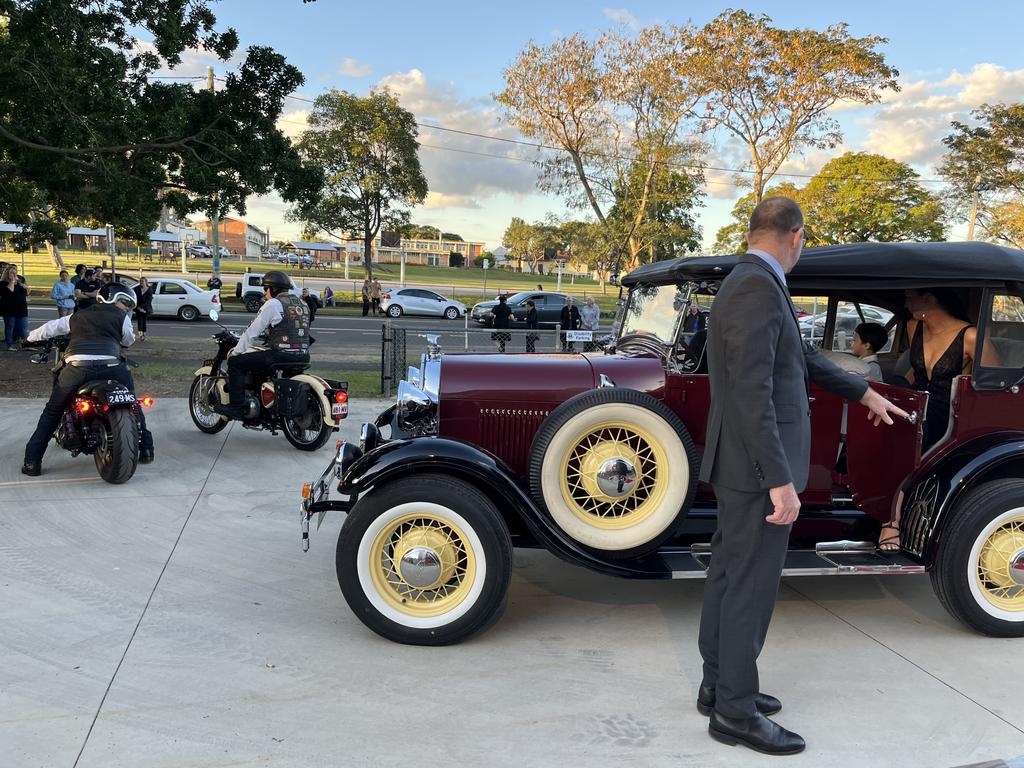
[621,242,1024,292]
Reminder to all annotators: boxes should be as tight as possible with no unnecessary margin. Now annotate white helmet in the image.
[99,282,137,310]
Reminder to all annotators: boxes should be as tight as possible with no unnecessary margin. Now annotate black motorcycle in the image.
[188,310,348,451]
[28,337,153,484]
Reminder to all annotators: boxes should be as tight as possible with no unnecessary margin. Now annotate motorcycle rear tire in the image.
[95,407,140,484]
[282,390,332,451]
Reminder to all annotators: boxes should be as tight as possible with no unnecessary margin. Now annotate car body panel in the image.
[382,287,465,317]
[148,278,219,318]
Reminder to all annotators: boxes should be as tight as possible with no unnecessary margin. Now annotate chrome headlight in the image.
[397,380,436,431]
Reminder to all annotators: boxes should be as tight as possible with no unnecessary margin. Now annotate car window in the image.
[424,290,444,301]
[832,302,894,353]
[527,295,546,305]
[983,294,1024,369]
[160,282,186,295]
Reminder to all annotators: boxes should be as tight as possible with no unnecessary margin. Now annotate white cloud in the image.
[603,8,641,30]
[276,108,309,141]
[338,58,373,78]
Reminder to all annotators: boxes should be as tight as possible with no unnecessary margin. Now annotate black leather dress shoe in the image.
[708,711,805,755]
[696,684,781,716]
[139,447,154,464]
[21,461,41,477]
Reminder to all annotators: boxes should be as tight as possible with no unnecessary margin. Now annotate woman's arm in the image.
[964,327,1002,368]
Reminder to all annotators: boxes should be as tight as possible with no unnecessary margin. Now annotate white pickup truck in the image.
[236,272,321,313]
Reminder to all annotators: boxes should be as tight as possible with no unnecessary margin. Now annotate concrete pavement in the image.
[1,397,1022,767]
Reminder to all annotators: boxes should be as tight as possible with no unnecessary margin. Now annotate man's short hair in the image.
[854,322,889,353]
[748,196,804,238]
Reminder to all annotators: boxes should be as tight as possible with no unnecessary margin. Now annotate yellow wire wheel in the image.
[972,512,1024,613]
[530,389,696,555]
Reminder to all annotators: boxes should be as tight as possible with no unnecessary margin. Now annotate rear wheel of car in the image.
[931,479,1024,637]
[178,305,199,321]
[387,304,403,318]
[244,295,262,313]
[444,306,460,320]
[528,388,698,558]
[336,475,513,645]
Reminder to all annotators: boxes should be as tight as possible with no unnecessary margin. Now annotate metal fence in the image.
[379,322,606,396]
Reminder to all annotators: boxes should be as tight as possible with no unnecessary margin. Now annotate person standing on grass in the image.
[1,264,29,350]
[301,287,319,324]
[207,272,223,291]
[324,285,335,307]
[361,279,371,317]
[134,277,154,340]
[70,263,86,287]
[370,278,382,315]
[51,271,76,318]
[74,268,101,311]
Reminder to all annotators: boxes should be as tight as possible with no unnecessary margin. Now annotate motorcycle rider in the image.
[213,270,311,420]
[22,282,155,476]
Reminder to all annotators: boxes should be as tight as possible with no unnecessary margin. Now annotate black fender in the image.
[903,431,1024,562]
[75,378,136,406]
[339,437,669,578]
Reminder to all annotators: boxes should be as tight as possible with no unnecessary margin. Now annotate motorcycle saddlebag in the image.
[274,378,312,417]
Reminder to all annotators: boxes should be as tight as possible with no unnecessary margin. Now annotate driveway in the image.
[0,397,1021,767]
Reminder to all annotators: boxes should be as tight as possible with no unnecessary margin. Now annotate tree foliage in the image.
[694,10,899,203]
[289,89,428,279]
[713,153,944,252]
[0,0,320,249]
[940,103,1024,244]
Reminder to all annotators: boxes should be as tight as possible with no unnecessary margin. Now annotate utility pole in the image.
[967,175,982,241]
[208,66,221,276]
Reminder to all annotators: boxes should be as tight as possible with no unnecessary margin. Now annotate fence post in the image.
[555,323,562,352]
[464,312,469,350]
[380,322,389,396]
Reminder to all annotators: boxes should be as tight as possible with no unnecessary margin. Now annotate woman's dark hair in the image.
[498,294,507,304]
[854,322,888,353]
[75,263,86,275]
[526,300,535,308]
[921,287,969,322]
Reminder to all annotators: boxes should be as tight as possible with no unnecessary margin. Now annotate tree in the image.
[800,153,945,244]
[694,10,899,202]
[502,217,546,273]
[713,182,802,254]
[940,103,1024,239]
[397,223,440,240]
[987,201,1024,249]
[497,24,709,275]
[0,0,320,250]
[558,219,616,291]
[289,89,428,280]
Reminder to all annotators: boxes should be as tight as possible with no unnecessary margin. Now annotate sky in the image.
[161,0,1024,250]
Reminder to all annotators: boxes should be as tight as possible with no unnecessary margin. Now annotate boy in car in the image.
[851,322,887,382]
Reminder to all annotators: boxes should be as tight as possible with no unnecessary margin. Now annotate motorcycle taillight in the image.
[74,398,93,414]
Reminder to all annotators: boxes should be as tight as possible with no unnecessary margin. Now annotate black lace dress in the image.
[910,323,969,449]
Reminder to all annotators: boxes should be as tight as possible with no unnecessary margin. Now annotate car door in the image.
[158,280,188,315]
[511,295,542,323]
[422,289,447,316]
[543,294,566,327]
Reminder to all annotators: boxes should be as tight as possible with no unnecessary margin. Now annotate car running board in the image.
[661,541,925,579]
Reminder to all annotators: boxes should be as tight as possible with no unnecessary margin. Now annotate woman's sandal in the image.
[878,521,901,552]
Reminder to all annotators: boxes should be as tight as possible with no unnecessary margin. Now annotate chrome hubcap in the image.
[1011,550,1024,587]
[399,546,443,588]
[595,457,637,498]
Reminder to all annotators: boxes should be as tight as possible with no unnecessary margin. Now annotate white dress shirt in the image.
[28,312,135,362]
[231,297,284,356]
[747,248,788,287]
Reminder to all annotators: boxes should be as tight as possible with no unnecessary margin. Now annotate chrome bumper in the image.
[299,440,363,551]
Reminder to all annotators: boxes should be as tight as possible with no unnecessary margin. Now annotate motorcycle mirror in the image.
[208,309,219,322]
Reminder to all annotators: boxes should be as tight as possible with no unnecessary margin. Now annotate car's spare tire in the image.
[528,387,698,558]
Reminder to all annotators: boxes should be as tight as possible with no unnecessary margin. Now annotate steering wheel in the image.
[672,339,703,372]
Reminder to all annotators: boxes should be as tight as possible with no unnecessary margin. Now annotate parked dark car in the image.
[302,242,1024,645]
[470,291,569,328]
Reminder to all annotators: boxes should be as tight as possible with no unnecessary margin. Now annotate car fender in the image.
[339,437,665,578]
[903,432,1024,560]
[291,373,342,427]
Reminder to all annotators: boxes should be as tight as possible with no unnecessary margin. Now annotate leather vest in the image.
[66,304,124,358]
[264,294,310,353]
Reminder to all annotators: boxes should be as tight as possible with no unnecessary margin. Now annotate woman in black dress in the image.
[490,294,514,353]
[134,278,154,339]
[524,299,539,353]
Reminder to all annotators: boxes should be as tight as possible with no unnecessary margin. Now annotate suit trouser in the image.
[697,484,791,719]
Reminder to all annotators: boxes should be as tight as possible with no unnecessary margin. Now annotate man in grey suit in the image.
[696,197,907,755]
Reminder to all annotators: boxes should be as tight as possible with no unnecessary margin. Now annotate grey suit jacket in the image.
[699,254,869,493]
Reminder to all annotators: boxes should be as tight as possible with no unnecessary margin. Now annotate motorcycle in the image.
[27,337,154,484]
[188,309,348,451]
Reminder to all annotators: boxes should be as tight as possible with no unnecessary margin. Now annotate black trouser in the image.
[25,361,153,464]
[135,310,148,333]
[371,298,380,315]
[226,350,308,408]
[697,485,791,719]
[526,332,539,353]
[361,298,369,316]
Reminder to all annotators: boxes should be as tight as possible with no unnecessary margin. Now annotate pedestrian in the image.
[70,263,87,287]
[1,264,29,350]
[696,196,906,755]
[524,299,540,353]
[559,296,581,352]
[580,296,600,352]
[324,285,335,307]
[370,278,382,315]
[361,279,371,317]
[74,268,101,311]
[490,294,514,353]
[301,287,318,324]
[134,277,154,339]
[51,270,76,318]
[207,272,223,291]
[683,304,706,334]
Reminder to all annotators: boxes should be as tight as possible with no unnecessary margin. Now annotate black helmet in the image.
[99,282,137,310]
[261,270,292,296]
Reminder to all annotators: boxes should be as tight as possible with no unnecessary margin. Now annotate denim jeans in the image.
[4,315,28,347]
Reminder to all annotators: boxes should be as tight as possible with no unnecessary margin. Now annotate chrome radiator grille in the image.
[479,408,551,473]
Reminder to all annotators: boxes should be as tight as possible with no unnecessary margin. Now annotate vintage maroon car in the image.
[302,242,1024,645]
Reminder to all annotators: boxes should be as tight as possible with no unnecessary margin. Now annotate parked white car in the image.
[382,287,466,319]
[237,272,320,313]
[146,278,220,321]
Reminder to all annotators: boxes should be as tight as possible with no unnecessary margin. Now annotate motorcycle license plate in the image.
[331,402,348,417]
[108,391,136,404]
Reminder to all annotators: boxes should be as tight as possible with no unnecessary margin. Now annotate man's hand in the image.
[860,387,910,426]
[767,483,801,525]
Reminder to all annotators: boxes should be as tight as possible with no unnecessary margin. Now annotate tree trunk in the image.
[363,232,374,281]
[753,168,766,204]
[45,241,65,271]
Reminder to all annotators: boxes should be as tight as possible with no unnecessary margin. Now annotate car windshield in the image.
[498,291,532,304]
[619,284,687,343]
